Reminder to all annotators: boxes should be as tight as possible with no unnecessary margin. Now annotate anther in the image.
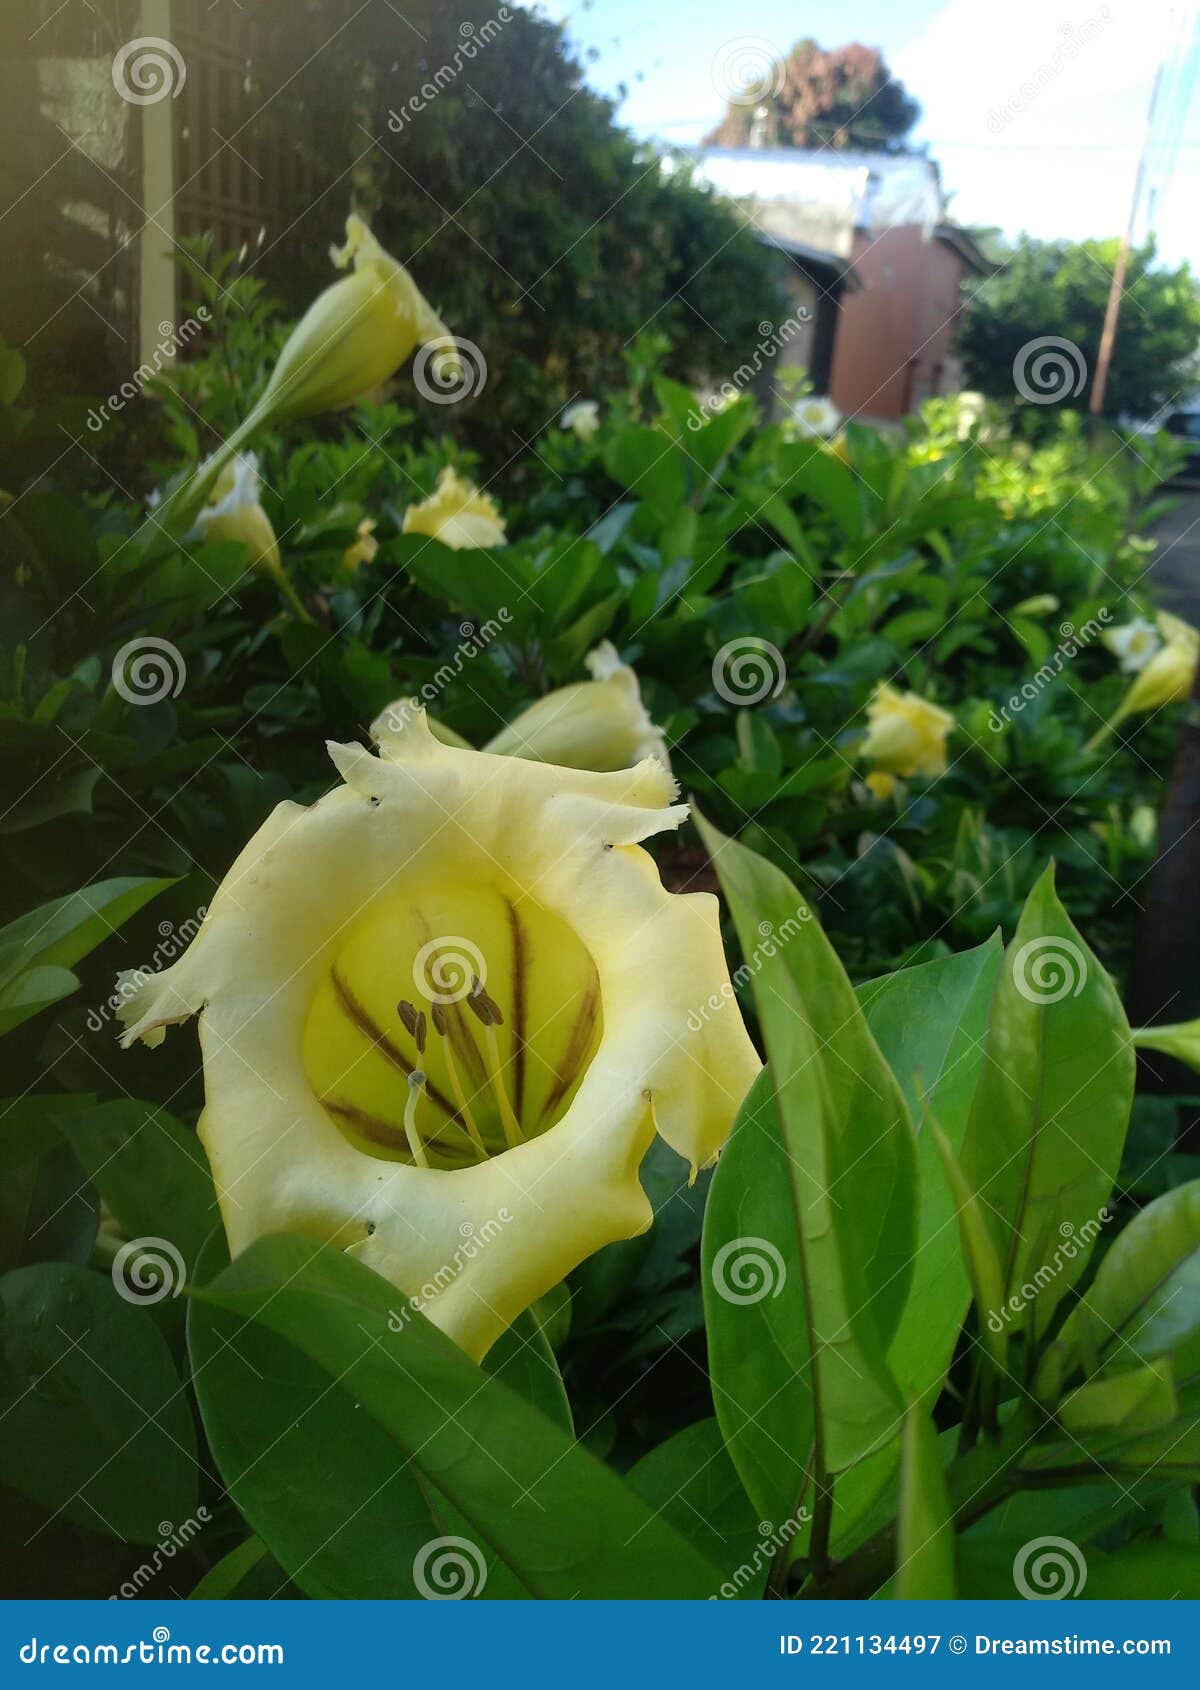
[466,975,505,1027]
[397,999,427,1055]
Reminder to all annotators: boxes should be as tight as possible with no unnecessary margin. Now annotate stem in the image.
[800,1413,1033,1600]
[402,1072,431,1169]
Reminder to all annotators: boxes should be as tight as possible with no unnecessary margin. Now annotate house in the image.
[691,146,993,421]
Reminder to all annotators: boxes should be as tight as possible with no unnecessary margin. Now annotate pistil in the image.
[402,1070,431,1168]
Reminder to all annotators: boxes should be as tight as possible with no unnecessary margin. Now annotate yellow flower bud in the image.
[1012,594,1060,618]
[193,454,309,621]
[485,642,669,773]
[1086,613,1198,751]
[402,467,506,550]
[255,214,455,426]
[117,710,759,1361]
[859,684,954,781]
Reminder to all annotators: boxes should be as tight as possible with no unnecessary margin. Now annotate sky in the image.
[518,0,1200,268]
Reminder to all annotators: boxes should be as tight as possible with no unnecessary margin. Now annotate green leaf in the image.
[0,768,103,835]
[0,964,79,1036]
[1038,1181,1200,1400]
[0,876,176,995]
[1057,1358,1177,1440]
[896,1401,956,1598]
[188,1231,438,1600]
[697,815,914,1484]
[54,1100,217,1275]
[701,1069,814,1525]
[603,424,687,518]
[1,1137,98,1272]
[960,864,1133,1339]
[626,1418,768,1597]
[926,1115,1008,1375]
[193,1234,725,1599]
[188,1536,270,1600]
[481,1307,572,1434]
[0,1263,197,1542]
[857,936,1003,1402]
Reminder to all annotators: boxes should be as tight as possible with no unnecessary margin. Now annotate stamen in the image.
[397,999,427,1055]
[429,1002,488,1160]
[466,980,523,1149]
[403,1071,431,1169]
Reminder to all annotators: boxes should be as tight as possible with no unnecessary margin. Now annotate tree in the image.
[6,0,789,470]
[958,237,1200,420]
[704,39,920,152]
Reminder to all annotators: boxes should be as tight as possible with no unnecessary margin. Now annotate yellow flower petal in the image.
[859,683,954,780]
[402,467,506,550]
[119,710,759,1361]
[484,642,669,772]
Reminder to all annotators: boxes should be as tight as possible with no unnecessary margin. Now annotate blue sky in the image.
[521,0,1200,268]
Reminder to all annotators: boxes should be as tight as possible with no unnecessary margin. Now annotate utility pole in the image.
[1089,37,1171,423]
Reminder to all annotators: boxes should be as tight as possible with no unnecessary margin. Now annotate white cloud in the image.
[893,0,1200,259]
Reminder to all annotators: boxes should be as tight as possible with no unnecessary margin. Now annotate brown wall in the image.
[830,226,966,422]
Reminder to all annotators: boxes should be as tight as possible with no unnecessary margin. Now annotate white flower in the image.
[561,400,600,441]
[1103,617,1162,674]
[791,395,841,439]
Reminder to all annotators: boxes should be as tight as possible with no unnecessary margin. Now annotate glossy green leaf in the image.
[960,865,1133,1339]
[188,1231,437,1600]
[896,1401,956,1599]
[697,816,914,1482]
[627,1417,768,1597]
[0,876,175,995]
[857,935,1003,1401]
[1038,1181,1200,1401]
[54,1099,217,1276]
[193,1234,724,1599]
[701,1069,814,1524]
[0,1263,197,1542]
[0,964,79,1035]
